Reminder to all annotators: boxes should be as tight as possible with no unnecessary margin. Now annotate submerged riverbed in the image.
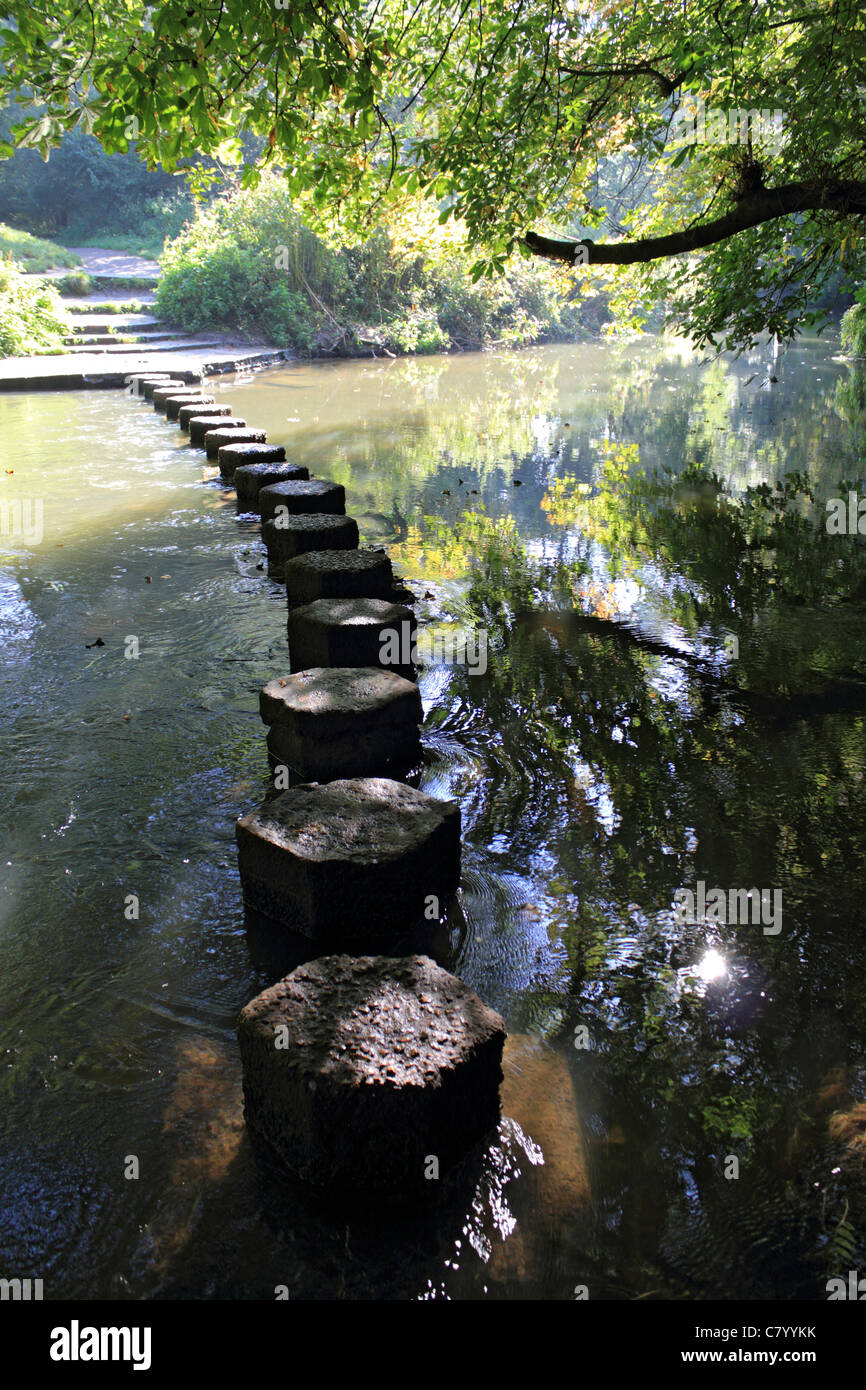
[1,337,865,1299]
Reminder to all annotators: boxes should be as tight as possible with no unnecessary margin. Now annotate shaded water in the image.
[1,338,865,1300]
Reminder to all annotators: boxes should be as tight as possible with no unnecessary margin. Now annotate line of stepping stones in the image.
[126,370,506,1195]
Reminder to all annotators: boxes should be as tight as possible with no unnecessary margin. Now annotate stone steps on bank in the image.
[63,336,227,353]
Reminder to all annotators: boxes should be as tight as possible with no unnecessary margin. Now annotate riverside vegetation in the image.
[155,177,604,356]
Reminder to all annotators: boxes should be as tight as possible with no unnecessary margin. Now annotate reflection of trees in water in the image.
[424,453,866,1294]
[835,364,866,451]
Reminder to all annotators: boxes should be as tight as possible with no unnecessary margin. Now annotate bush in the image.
[0,259,70,356]
[841,300,866,357]
[55,271,94,296]
[156,174,608,355]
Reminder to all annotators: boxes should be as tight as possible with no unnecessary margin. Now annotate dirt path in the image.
[43,246,161,279]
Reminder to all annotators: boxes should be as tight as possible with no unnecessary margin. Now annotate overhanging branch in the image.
[524,180,866,266]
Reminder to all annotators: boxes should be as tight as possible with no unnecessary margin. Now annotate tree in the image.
[1,0,865,349]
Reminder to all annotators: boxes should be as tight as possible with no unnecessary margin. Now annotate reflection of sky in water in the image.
[567,751,620,835]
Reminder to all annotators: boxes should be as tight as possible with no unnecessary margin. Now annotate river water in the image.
[1,338,865,1300]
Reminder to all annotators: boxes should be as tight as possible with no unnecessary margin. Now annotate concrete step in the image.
[60,295,158,309]
[64,338,228,354]
[0,346,289,390]
[64,330,173,346]
[67,316,163,333]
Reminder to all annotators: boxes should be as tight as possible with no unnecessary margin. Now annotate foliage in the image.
[544,443,866,620]
[418,508,545,630]
[54,271,93,296]
[1,1,864,350]
[0,104,194,251]
[156,176,600,352]
[0,257,69,355]
[841,299,866,358]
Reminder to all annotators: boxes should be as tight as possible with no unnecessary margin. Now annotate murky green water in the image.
[1,337,865,1300]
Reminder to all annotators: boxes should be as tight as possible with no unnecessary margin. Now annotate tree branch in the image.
[523,180,866,266]
[559,62,694,97]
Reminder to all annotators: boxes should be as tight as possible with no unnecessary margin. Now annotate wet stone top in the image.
[260,667,419,724]
[219,441,286,457]
[294,596,413,627]
[241,954,505,1087]
[288,548,391,575]
[265,513,353,532]
[239,776,457,863]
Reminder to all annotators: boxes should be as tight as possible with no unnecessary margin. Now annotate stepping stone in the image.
[165,393,215,421]
[262,514,359,579]
[285,548,397,608]
[288,598,416,679]
[237,954,506,1191]
[141,377,185,400]
[188,414,247,446]
[235,776,461,938]
[260,667,423,781]
[153,385,205,412]
[235,461,308,508]
[205,426,267,461]
[128,372,173,396]
[179,401,233,431]
[259,479,345,521]
[218,443,287,483]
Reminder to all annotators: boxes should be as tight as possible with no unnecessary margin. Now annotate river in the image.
[1,337,864,1299]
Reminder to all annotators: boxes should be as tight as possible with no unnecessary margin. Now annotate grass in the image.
[69,300,151,314]
[0,223,81,273]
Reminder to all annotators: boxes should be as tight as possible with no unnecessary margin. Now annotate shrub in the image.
[841,300,866,357]
[55,271,94,296]
[156,173,607,355]
[0,259,70,356]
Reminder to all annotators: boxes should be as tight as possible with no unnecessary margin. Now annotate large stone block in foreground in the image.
[237,953,505,1190]
[262,514,358,579]
[188,414,247,446]
[205,426,268,461]
[165,393,215,421]
[288,597,416,678]
[261,666,423,781]
[284,548,396,608]
[236,776,460,938]
[259,479,346,522]
[235,460,308,508]
[179,401,233,431]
